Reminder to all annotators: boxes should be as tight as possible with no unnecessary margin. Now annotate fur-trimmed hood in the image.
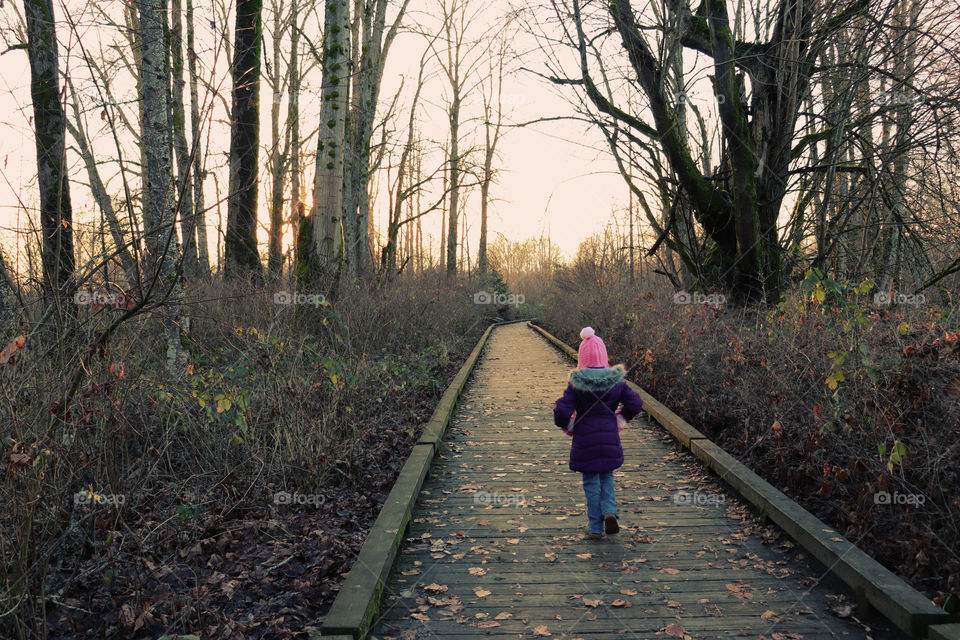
[569,364,626,393]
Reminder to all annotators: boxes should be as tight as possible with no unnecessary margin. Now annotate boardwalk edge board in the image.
[320,322,499,639]
[526,321,953,639]
[930,624,960,640]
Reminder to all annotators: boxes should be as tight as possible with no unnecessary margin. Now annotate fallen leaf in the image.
[664,623,686,637]
[473,587,491,598]
[532,625,551,636]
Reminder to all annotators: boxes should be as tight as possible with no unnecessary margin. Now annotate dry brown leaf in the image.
[664,623,686,637]
[532,625,551,637]
[119,604,136,630]
[468,567,487,576]
[473,587,491,598]
[494,611,512,620]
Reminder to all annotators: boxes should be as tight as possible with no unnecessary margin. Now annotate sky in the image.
[0,0,636,277]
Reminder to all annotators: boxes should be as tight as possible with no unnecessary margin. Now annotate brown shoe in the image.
[604,513,619,534]
[584,529,603,540]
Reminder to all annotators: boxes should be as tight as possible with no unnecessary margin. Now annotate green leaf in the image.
[826,369,845,390]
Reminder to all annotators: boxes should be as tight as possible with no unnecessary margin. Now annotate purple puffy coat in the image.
[553,365,644,472]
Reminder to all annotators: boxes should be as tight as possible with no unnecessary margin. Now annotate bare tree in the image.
[341,0,414,279]
[225,0,265,279]
[310,0,350,287]
[186,0,211,277]
[24,0,75,317]
[287,0,304,276]
[430,0,484,276]
[266,0,290,280]
[138,0,189,375]
[477,19,514,276]
[171,0,199,276]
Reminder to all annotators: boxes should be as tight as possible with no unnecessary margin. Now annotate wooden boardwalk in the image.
[369,323,905,639]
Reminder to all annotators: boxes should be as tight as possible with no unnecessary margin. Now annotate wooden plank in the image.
[365,324,912,640]
[321,443,434,637]
[690,438,949,637]
[418,323,496,447]
[930,625,960,640]
[321,323,499,639]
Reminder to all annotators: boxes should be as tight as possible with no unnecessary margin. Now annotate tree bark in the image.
[25,0,75,315]
[225,0,265,280]
[267,1,288,280]
[171,0,199,277]
[139,0,189,376]
[312,0,350,283]
[288,0,303,278]
[186,0,210,277]
[445,96,461,276]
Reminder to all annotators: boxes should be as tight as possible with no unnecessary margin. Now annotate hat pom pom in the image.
[580,326,595,340]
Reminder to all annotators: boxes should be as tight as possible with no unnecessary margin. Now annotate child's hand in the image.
[562,411,576,436]
[615,409,627,433]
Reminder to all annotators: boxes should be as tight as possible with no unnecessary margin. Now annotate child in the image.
[554,327,643,539]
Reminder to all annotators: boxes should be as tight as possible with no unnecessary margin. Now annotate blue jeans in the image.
[582,470,617,534]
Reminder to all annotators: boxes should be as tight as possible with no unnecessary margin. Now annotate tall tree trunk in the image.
[445,97,461,276]
[139,0,189,376]
[25,0,75,317]
[171,0,199,277]
[287,0,303,278]
[225,0,264,280]
[478,32,507,278]
[342,0,412,280]
[186,0,210,276]
[312,0,350,284]
[267,1,287,280]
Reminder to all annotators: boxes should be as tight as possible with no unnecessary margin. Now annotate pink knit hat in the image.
[577,327,609,369]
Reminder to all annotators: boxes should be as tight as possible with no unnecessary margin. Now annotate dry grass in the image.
[0,272,488,639]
